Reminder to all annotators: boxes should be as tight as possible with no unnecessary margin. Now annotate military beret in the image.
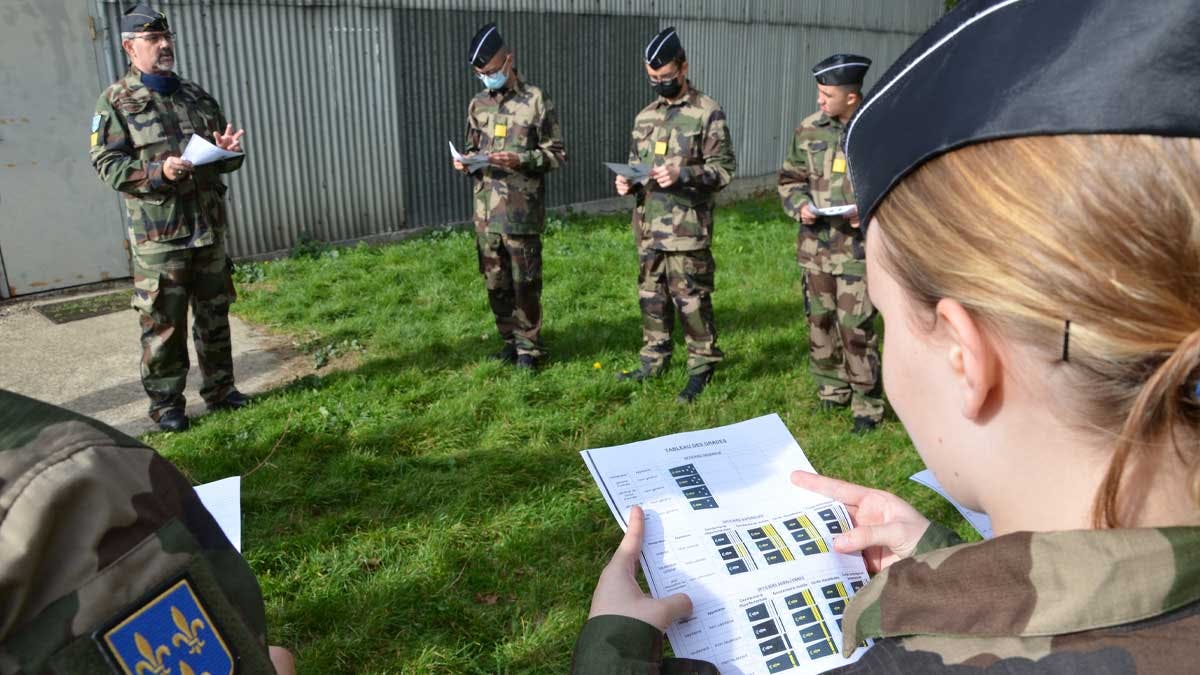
[0,390,275,673]
[845,0,1200,227]
[812,54,871,86]
[645,27,683,69]
[120,2,169,34]
[469,23,505,68]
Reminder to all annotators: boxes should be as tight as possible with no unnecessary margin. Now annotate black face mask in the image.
[651,77,683,99]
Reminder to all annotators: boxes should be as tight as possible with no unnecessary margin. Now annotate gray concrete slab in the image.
[0,286,301,436]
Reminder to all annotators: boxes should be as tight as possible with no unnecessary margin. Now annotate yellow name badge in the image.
[654,140,668,156]
[832,157,847,173]
[90,132,99,147]
[494,123,507,138]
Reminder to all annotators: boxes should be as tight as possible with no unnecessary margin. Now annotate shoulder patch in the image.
[96,577,235,675]
[92,114,103,132]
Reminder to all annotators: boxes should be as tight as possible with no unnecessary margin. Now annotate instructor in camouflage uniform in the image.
[455,23,566,370]
[615,27,736,403]
[778,54,883,433]
[90,4,249,432]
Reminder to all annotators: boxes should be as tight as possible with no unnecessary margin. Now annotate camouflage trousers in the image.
[130,239,237,420]
[637,247,723,375]
[476,232,544,358]
[804,268,884,421]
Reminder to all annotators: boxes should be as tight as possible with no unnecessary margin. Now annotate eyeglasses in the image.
[131,32,175,45]
[475,53,511,77]
[647,70,681,85]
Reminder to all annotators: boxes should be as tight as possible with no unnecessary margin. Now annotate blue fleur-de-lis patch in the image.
[99,578,234,675]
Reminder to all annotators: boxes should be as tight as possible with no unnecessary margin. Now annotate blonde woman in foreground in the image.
[573,0,1200,672]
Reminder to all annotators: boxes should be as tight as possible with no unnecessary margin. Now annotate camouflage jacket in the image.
[571,523,1200,674]
[91,67,243,254]
[465,75,566,235]
[0,390,274,674]
[778,111,864,275]
[628,84,736,252]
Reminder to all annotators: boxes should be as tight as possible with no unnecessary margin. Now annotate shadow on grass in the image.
[178,383,615,671]
[359,294,811,378]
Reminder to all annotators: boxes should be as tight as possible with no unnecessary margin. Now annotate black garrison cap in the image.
[812,54,871,86]
[645,27,683,69]
[845,0,1200,227]
[469,23,505,68]
[121,2,168,33]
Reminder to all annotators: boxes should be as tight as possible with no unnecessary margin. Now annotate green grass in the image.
[146,196,974,674]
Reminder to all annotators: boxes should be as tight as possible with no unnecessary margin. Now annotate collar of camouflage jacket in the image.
[841,526,1200,655]
[814,113,842,129]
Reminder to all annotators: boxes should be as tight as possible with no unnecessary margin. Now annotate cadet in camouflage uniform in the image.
[614,27,736,403]
[90,4,250,432]
[574,0,1200,670]
[572,511,1200,674]
[0,389,293,674]
[456,23,566,370]
[779,54,883,433]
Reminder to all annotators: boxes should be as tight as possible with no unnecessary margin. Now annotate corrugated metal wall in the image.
[96,0,940,258]
[672,20,922,178]
[100,1,404,257]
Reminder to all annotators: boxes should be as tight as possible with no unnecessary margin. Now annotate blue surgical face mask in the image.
[477,54,510,91]
[478,69,508,91]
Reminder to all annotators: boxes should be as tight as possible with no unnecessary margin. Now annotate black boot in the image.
[852,416,880,434]
[491,343,518,364]
[615,359,663,382]
[677,371,714,404]
[157,409,190,432]
[209,389,252,412]
[516,354,539,371]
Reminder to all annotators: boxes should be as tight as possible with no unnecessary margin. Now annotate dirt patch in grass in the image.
[34,291,131,324]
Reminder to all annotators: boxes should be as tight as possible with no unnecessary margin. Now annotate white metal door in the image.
[0,0,128,297]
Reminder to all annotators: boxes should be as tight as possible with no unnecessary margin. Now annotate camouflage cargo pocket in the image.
[675,128,704,163]
[670,202,707,240]
[633,124,656,164]
[681,250,716,294]
[512,123,537,150]
[130,272,162,316]
[839,273,874,325]
[511,236,542,284]
[132,193,188,243]
[121,98,167,150]
[806,140,828,178]
[224,256,238,304]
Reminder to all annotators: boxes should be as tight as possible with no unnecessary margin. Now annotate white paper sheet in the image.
[810,204,857,217]
[909,469,993,539]
[448,140,491,171]
[194,476,242,552]
[581,414,872,675]
[180,133,243,166]
[604,161,651,183]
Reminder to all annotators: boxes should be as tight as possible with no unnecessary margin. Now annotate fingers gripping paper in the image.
[181,133,243,166]
[581,414,873,674]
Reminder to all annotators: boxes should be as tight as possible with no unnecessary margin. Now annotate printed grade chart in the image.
[582,414,873,675]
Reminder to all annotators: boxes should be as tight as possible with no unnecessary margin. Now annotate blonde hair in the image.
[875,134,1200,527]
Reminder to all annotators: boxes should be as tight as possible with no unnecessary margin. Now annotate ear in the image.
[935,298,1000,419]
